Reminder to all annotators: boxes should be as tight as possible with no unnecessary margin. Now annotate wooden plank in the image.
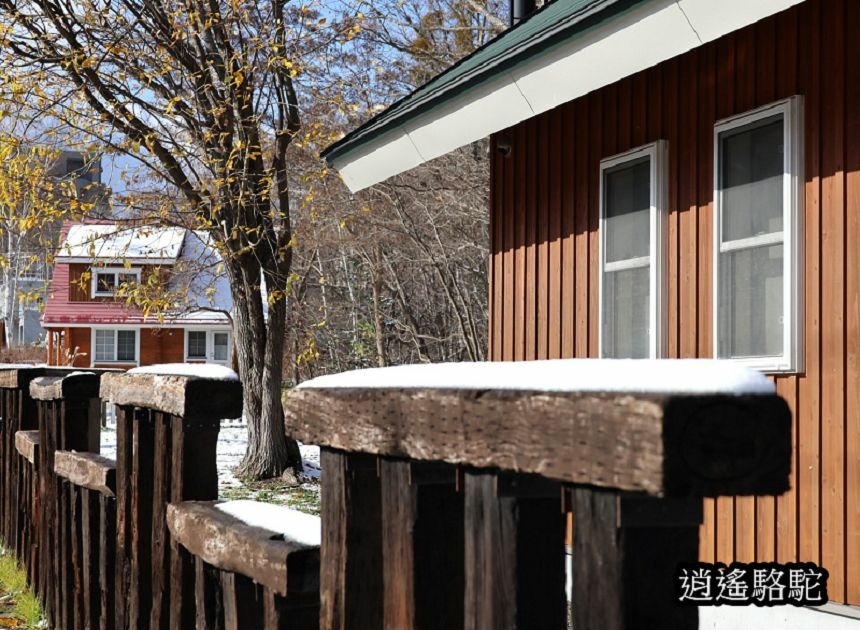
[463,471,565,630]
[99,494,116,630]
[287,389,791,497]
[560,101,576,359]
[150,412,172,630]
[820,0,846,601]
[54,450,116,496]
[490,137,503,361]
[574,96,589,358]
[319,450,382,630]
[774,376,797,563]
[195,558,223,630]
[14,430,39,464]
[222,572,264,630]
[797,0,821,569]
[537,112,550,360]
[514,123,526,362]
[502,125,515,361]
[846,0,860,604]
[167,501,319,597]
[548,108,562,360]
[70,484,84,630]
[664,59,680,359]
[130,409,155,628]
[379,459,463,630]
[99,372,242,420]
[114,406,133,629]
[573,489,700,630]
[678,49,698,360]
[524,118,537,361]
[588,90,602,356]
[29,372,100,401]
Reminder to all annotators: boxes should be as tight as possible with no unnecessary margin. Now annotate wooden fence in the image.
[0,362,792,629]
[0,366,321,630]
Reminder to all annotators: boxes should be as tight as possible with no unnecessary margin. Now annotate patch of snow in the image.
[215,500,321,547]
[58,224,186,262]
[298,359,776,396]
[129,363,239,380]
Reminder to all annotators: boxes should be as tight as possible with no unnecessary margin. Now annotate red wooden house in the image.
[323,0,860,626]
[43,222,232,369]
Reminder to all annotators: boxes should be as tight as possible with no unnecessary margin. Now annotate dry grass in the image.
[0,346,44,365]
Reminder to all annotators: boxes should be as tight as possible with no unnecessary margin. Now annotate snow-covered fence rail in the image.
[0,363,324,630]
[283,359,794,630]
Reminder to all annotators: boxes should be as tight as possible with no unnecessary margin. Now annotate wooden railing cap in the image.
[167,500,320,597]
[30,372,101,401]
[100,371,242,420]
[53,450,117,496]
[14,430,40,464]
[285,386,792,498]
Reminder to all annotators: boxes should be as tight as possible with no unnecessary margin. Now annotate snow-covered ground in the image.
[99,420,321,514]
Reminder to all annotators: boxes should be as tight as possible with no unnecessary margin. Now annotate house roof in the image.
[323,0,804,192]
[57,224,186,265]
[44,223,231,327]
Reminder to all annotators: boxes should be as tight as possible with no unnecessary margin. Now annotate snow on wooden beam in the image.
[166,500,320,598]
[14,430,39,465]
[30,372,101,401]
[53,450,116,497]
[100,371,242,420]
[284,361,791,497]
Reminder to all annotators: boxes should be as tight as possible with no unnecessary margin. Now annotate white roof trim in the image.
[333,0,804,192]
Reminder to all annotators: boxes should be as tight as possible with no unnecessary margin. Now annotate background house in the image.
[324,0,860,626]
[0,149,104,348]
[43,222,232,368]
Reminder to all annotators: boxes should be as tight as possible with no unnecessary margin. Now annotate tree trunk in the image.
[230,258,302,480]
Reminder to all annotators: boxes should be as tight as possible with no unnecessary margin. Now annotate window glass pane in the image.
[116,330,136,362]
[718,244,783,358]
[118,273,137,287]
[720,116,784,242]
[604,157,650,262]
[95,330,114,362]
[96,273,115,293]
[187,331,207,358]
[213,333,229,361]
[602,266,650,359]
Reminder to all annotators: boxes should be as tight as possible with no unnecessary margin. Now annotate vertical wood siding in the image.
[488,0,859,605]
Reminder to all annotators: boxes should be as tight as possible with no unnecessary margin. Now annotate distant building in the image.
[43,222,232,368]
[0,149,104,347]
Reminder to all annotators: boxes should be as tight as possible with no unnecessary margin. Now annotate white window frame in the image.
[713,96,804,373]
[91,327,140,365]
[91,267,141,298]
[184,328,231,363]
[598,140,667,359]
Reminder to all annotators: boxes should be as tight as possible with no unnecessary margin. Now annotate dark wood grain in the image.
[463,470,565,630]
[320,449,382,630]
[287,389,791,497]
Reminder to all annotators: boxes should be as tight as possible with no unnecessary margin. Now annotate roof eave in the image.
[325,0,805,193]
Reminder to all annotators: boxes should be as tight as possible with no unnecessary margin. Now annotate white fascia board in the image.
[336,0,805,193]
[678,0,806,44]
[56,256,176,265]
[404,74,534,164]
[334,129,425,192]
[512,0,698,116]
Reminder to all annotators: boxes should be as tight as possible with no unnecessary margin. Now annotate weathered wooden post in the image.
[14,429,40,586]
[30,370,102,630]
[284,361,793,630]
[0,366,43,556]
[99,370,242,630]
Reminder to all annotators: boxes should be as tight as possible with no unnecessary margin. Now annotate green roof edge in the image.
[322,0,648,165]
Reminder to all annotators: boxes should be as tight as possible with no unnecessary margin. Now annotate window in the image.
[187,331,207,359]
[599,141,666,358]
[94,329,137,363]
[91,268,140,297]
[185,330,231,363]
[714,97,803,372]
